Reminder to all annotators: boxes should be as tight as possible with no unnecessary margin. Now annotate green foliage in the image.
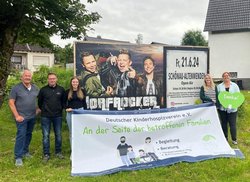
[5,73,21,100]
[32,65,51,88]
[0,0,101,108]
[1,0,101,45]
[53,44,73,64]
[5,66,73,97]
[181,30,208,46]
[32,65,73,89]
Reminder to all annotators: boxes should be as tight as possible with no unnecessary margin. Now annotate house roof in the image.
[84,36,131,44]
[204,0,250,32]
[14,44,52,53]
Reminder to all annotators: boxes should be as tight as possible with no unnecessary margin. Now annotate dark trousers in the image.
[219,110,237,141]
[14,118,36,159]
[41,117,62,155]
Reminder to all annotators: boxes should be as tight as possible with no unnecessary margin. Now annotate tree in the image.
[0,0,101,107]
[54,43,73,65]
[181,30,208,46]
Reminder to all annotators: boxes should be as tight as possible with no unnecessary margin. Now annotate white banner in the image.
[71,103,243,176]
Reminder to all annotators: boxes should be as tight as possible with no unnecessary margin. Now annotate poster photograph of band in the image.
[74,41,166,110]
[164,46,209,108]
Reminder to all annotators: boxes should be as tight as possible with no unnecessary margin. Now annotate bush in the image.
[32,65,74,89]
[5,70,21,99]
[6,66,74,97]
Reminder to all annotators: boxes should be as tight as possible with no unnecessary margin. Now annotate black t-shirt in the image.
[117,143,129,156]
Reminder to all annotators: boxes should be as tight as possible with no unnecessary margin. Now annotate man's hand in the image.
[15,115,24,122]
[108,53,117,66]
[128,67,136,78]
[66,108,73,112]
[106,86,113,95]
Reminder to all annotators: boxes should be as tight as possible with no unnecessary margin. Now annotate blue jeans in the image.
[14,118,36,159]
[41,117,62,155]
[120,155,131,166]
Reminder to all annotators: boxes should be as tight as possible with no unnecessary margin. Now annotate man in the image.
[137,57,163,107]
[107,49,137,97]
[38,73,65,162]
[117,136,131,166]
[9,69,39,166]
[80,52,113,97]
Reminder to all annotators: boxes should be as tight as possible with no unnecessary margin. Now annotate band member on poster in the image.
[137,56,163,107]
[79,52,113,97]
[104,49,138,97]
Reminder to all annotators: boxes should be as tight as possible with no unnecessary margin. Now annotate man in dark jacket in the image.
[38,72,65,162]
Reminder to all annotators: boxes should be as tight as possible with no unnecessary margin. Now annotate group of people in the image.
[9,70,86,166]
[117,136,159,166]
[200,72,240,145]
[79,49,164,106]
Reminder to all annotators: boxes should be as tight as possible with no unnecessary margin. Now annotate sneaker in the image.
[15,158,23,167]
[55,153,64,159]
[23,152,33,159]
[232,140,238,145]
[43,154,50,162]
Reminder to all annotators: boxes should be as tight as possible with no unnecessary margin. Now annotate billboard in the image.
[74,42,209,110]
[74,41,165,110]
[164,46,209,108]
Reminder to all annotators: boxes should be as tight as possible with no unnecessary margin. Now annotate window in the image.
[11,56,22,64]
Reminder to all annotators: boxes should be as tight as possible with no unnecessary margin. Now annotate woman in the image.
[217,72,240,145]
[65,77,87,150]
[200,74,218,106]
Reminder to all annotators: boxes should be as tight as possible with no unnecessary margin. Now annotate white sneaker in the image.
[232,140,238,145]
[15,158,23,166]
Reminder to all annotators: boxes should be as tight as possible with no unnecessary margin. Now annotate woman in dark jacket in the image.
[200,74,219,107]
[65,76,87,152]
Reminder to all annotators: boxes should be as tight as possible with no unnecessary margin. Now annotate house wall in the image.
[13,51,54,72]
[11,53,27,69]
[27,52,54,72]
[208,31,250,89]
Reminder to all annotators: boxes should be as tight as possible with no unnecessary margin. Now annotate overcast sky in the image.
[51,0,210,47]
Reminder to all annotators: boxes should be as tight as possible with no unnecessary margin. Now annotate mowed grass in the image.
[1,91,250,182]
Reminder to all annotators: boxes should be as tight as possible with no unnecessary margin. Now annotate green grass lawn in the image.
[1,91,250,182]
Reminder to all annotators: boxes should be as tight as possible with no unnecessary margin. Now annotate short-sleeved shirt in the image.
[9,82,39,119]
[117,143,129,156]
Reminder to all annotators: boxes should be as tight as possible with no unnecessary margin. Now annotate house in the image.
[204,0,250,89]
[11,44,54,72]
[83,36,131,44]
